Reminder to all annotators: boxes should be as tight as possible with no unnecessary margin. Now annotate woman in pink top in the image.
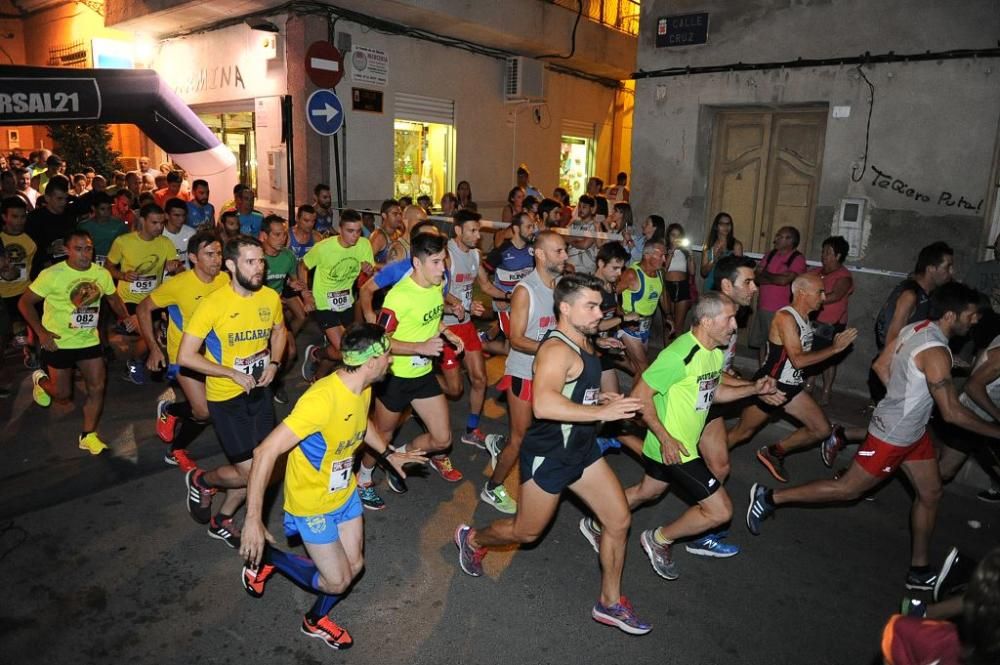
[810,235,854,404]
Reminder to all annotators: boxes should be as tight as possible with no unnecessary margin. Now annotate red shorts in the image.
[440,344,460,371]
[496,374,532,402]
[854,431,936,478]
[447,320,483,354]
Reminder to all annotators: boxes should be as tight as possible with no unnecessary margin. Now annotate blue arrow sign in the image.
[305,89,344,136]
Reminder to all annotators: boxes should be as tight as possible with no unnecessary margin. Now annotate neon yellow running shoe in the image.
[78,432,108,455]
[31,370,51,407]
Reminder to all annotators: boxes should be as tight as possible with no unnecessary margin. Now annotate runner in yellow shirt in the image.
[298,209,374,381]
[239,323,427,650]
[18,229,132,455]
[356,232,465,508]
[178,236,286,549]
[136,230,228,471]
[105,203,183,384]
[1,196,36,391]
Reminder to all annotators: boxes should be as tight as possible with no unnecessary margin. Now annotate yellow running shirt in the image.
[106,232,178,305]
[28,261,116,349]
[0,231,37,298]
[302,236,374,313]
[148,270,230,363]
[184,285,283,402]
[282,373,371,515]
[377,275,445,379]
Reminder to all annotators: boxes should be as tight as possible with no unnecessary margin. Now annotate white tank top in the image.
[869,320,950,446]
[667,248,688,273]
[959,334,1000,421]
[504,270,557,380]
[444,239,479,326]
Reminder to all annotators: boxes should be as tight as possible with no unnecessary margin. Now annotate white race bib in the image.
[412,355,431,368]
[583,387,600,405]
[638,317,652,334]
[326,289,353,312]
[234,349,269,380]
[130,275,157,294]
[94,255,106,267]
[69,306,99,329]
[328,458,353,492]
[696,376,720,411]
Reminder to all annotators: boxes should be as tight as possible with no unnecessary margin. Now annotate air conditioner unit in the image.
[505,56,545,103]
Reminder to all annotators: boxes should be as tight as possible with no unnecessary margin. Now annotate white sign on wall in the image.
[351,46,388,86]
[153,23,287,105]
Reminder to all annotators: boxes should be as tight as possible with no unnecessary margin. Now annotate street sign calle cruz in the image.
[306,89,344,136]
[305,41,344,88]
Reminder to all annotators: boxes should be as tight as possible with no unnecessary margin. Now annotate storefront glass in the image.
[196,111,257,191]
[393,119,454,202]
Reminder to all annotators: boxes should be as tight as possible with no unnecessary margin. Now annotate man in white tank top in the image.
[727,273,858,482]
[481,231,568,515]
[746,283,1000,590]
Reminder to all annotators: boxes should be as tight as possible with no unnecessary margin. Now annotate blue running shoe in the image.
[357,483,385,511]
[124,359,147,385]
[591,596,651,635]
[685,532,740,558]
[746,483,775,536]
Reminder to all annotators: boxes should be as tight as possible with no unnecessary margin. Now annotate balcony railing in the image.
[545,0,640,36]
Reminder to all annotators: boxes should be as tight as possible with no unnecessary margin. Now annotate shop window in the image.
[393,119,454,203]
[559,134,595,201]
[196,111,257,191]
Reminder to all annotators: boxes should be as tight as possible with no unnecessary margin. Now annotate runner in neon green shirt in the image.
[582,292,781,579]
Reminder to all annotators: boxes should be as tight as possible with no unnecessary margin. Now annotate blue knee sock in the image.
[466,413,480,432]
[268,548,323,592]
[307,592,342,621]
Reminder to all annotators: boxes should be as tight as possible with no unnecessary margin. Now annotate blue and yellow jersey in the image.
[148,270,229,363]
[184,285,283,402]
[282,373,371,515]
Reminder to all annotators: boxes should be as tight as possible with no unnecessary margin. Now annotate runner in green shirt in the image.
[77,192,128,266]
[581,292,781,581]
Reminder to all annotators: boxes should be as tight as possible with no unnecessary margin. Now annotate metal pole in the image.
[282,94,295,222]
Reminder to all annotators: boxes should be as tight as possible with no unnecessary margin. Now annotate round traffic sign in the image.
[306,89,344,136]
[305,41,344,88]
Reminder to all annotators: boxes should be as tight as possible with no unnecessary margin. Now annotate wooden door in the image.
[708,109,827,253]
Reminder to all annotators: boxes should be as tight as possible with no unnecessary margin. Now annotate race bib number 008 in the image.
[327,290,353,312]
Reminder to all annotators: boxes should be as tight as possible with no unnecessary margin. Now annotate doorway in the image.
[196,111,257,191]
[707,108,827,254]
[393,119,455,203]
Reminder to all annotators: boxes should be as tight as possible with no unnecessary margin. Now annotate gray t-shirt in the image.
[504,270,556,380]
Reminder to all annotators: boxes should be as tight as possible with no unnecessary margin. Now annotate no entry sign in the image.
[305,41,344,89]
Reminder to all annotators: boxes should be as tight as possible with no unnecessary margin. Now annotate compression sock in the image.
[305,593,342,623]
[268,548,326,593]
[166,401,192,419]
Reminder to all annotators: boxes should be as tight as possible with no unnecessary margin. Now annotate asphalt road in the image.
[0,341,995,665]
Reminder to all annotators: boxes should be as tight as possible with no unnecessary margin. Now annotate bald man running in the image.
[727,272,858,482]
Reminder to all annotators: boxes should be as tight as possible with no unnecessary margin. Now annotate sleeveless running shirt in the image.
[875,279,930,349]
[504,270,556,379]
[621,262,662,337]
[520,329,603,465]
[289,228,315,260]
[869,320,950,445]
[756,305,813,386]
[444,239,479,326]
[960,335,1000,421]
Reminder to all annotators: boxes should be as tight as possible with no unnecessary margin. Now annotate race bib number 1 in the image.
[70,306,99,329]
[234,350,269,380]
[328,458,353,492]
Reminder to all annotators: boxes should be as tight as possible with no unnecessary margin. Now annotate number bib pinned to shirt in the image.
[328,458,353,492]
[234,349,269,380]
[70,306,99,329]
[130,276,157,294]
[696,376,720,411]
[327,290,354,312]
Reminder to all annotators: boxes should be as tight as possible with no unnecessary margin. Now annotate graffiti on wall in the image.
[869,165,984,213]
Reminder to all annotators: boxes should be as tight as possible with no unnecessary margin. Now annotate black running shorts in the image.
[641,455,721,502]
[207,387,275,464]
[375,371,442,413]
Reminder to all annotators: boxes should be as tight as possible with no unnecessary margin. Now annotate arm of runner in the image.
[921,346,1000,439]
[102,258,136,282]
[477,263,508,300]
[240,423,300,568]
[256,322,286,387]
[961,347,1000,424]
[875,289,918,379]
[532,339,641,422]
[508,286,539,355]
[177,330,256,393]
[632,376,687,465]
[17,287,59,351]
[716,375,784,404]
[136,295,166,370]
[359,277,380,324]
[297,259,315,312]
[377,305,444,357]
[777,311,858,369]
[440,321,465,355]
[364,422,427,479]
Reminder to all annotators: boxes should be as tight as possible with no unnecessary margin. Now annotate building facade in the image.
[631,0,1000,392]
